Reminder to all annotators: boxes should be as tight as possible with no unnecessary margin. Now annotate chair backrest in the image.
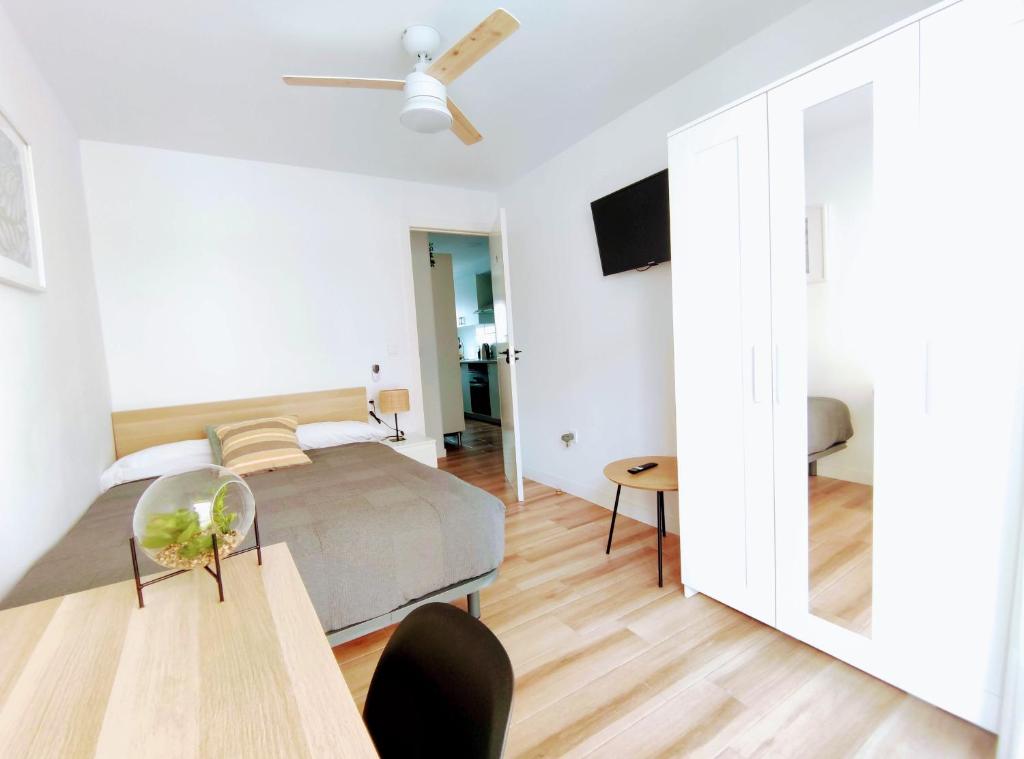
[362,603,515,759]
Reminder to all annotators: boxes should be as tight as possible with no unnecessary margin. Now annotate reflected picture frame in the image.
[0,108,45,291]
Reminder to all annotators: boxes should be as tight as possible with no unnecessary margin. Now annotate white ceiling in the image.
[2,0,811,189]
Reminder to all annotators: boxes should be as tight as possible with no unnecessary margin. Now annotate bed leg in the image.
[467,591,481,619]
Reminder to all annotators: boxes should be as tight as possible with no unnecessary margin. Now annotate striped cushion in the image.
[214,415,311,476]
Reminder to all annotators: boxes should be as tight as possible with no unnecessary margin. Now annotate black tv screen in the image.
[590,169,670,276]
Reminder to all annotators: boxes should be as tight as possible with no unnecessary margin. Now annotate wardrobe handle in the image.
[773,344,780,404]
[751,345,760,404]
[923,340,931,415]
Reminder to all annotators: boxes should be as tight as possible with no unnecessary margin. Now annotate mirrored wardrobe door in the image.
[768,25,919,667]
[802,84,875,638]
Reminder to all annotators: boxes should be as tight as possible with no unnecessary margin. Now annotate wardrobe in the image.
[668,0,1023,732]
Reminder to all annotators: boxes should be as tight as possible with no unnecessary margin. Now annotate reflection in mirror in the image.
[804,84,874,638]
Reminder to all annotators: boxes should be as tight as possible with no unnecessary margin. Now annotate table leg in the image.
[606,485,621,554]
[657,491,664,587]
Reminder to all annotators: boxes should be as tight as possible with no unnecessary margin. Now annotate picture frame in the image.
[805,204,826,284]
[0,109,45,291]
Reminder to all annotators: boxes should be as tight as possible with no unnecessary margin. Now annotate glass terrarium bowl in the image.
[133,465,255,570]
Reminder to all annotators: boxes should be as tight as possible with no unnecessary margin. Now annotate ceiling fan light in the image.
[400,96,453,133]
[400,72,452,134]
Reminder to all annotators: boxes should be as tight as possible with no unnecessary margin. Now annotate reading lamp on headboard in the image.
[375,389,410,442]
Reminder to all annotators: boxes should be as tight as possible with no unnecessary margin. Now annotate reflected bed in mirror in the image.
[804,83,874,638]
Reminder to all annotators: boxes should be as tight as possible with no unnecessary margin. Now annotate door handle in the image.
[499,349,522,364]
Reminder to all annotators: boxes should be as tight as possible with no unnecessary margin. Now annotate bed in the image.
[808,396,854,475]
[0,387,505,644]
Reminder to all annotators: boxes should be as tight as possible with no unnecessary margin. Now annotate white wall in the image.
[0,7,112,596]
[80,141,496,442]
[806,114,875,484]
[498,0,938,529]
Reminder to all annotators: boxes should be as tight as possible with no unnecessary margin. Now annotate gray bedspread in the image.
[808,396,854,455]
[1,443,505,635]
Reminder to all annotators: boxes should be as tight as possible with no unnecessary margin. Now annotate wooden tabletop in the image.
[0,542,378,759]
[603,456,679,492]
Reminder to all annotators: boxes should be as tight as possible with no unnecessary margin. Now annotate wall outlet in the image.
[560,431,577,447]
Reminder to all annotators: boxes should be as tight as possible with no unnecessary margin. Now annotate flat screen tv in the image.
[590,169,670,276]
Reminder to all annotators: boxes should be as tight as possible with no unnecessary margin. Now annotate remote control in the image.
[627,462,658,474]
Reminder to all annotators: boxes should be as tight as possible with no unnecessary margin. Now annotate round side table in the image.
[603,456,678,587]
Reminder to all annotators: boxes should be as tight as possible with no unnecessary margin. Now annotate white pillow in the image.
[99,439,214,492]
[296,420,390,450]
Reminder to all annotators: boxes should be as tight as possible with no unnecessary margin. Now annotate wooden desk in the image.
[0,543,378,758]
[603,456,679,587]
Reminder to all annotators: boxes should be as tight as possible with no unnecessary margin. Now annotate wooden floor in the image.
[334,421,994,757]
[809,476,873,636]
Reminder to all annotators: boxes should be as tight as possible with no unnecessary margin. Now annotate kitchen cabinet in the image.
[454,271,495,328]
[475,272,494,325]
[460,360,501,423]
[487,363,501,421]
[460,363,472,414]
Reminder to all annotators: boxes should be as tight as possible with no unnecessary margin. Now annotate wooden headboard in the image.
[111,387,368,457]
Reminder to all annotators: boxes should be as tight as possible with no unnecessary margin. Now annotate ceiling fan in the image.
[283,8,520,146]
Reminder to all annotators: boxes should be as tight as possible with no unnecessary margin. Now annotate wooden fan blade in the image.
[448,99,483,145]
[427,8,520,85]
[282,76,404,90]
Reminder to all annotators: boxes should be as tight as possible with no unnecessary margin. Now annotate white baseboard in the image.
[523,466,678,534]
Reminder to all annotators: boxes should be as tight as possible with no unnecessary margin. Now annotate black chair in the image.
[362,602,515,759]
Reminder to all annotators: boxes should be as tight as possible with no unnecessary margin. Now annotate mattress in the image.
[808,396,854,455]
[1,443,506,635]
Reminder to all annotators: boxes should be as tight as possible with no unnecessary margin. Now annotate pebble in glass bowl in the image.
[133,465,255,570]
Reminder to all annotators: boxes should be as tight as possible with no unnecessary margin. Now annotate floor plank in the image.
[333,419,995,758]
[587,679,758,759]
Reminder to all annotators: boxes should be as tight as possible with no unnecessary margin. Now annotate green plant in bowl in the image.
[133,465,256,571]
[141,485,239,567]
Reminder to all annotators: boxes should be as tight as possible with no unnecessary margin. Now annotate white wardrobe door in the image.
[668,95,775,625]
[768,0,1022,729]
[768,24,920,668]
[908,0,1024,730]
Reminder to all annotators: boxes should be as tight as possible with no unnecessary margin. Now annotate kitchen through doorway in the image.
[407,222,524,499]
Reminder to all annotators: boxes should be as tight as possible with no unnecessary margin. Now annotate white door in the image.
[668,95,775,625]
[768,25,920,671]
[911,0,1024,729]
[490,209,524,502]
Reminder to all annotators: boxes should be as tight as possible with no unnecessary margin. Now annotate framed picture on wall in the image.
[805,204,826,284]
[0,109,45,291]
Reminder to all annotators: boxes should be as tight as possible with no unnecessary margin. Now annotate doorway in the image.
[410,219,523,500]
